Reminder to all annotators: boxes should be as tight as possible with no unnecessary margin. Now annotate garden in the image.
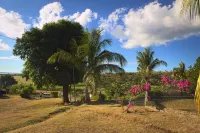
[0,0,200,132]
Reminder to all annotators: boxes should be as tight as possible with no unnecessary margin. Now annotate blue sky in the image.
[0,0,200,73]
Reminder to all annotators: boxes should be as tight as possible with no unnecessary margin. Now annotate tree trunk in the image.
[144,91,148,106]
[144,79,149,106]
[63,85,70,104]
[85,87,90,103]
[93,85,97,95]
[72,67,76,102]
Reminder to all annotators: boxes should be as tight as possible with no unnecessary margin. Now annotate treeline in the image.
[99,71,173,87]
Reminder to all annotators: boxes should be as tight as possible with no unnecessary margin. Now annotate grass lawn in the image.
[0,95,67,133]
[1,96,200,133]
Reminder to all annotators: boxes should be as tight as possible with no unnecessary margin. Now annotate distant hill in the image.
[0,72,21,75]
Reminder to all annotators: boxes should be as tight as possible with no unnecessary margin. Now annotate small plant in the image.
[123,83,151,113]
[20,85,34,99]
[51,91,59,98]
[8,84,24,94]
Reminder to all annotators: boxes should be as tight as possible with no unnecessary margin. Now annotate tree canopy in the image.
[13,20,85,103]
[0,75,17,89]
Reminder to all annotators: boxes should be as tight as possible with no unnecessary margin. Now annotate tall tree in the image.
[82,29,127,103]
[13,20,85,104]
[48,29,127,103]
[136,47,167,106]
[48,36,87,101]
[181,0,200,19]
[173,62,187,80]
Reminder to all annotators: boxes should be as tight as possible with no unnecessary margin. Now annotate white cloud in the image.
[33,2,68,28]
[99,8,126,40]
[0,56,20,60]
[69,9,98,26]
[0,39,10,50]
[99,0,200,49]
[0,7,29,38]
[33,2,98,28]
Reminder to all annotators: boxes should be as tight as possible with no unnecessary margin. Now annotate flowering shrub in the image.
[161,76,192,94]
[124,83,151,113]
[161,76,171,85]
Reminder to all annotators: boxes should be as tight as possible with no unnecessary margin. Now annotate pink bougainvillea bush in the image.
[124,83,151,113]
[161,76,192,95]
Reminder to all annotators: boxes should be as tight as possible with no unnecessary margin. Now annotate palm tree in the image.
[173,62,186,80]
[81,29,127,103]
[181,0,200,19]
[136,47,167,106]
[48,38,86,103]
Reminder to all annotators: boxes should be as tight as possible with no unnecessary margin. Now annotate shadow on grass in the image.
[154,100,166,110]
[0,95,10,99]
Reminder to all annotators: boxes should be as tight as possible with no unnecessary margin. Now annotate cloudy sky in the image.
[0,0,200,73]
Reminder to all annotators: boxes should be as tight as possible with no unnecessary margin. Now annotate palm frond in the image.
[47,49,79,68]
[151,59,167,70]
[95,64,125,74]
[97,50,127,67]
[98,39,112,50]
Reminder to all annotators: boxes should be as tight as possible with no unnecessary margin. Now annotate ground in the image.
[1,96,200,133]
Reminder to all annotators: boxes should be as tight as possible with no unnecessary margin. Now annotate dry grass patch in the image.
[160,99,196,113]
[0,95,66,132]
[13,76,32,85]
[9,104,200,133]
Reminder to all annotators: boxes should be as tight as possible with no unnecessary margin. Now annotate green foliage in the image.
[91,94,99,101]
[98,93,106,101]
[8,84,24,94]
[188,57,200,89]
[91,93,106,101]
[13,20,85,103]
[51,92,59,98]
[20,85,34,99]
[0,75,17,89]
[136,47,167,82]
[173,62,187,80]
[104,82,131,100]
[13,20,84,87]
[83,29,127,96]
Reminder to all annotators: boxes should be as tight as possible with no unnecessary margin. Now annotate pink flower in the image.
[127,103,134,108]
[161,76,171,85]
[173,80,179,86]
[143,83,151,91]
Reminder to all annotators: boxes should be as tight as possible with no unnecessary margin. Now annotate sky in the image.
[0,0,200,73]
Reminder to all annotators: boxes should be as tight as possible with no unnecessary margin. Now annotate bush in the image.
[51,91,58,98]
[91,95,99,101]
[0,75,17,87]
[98,93,106,101]
[20,85,34,98]
[8,84,24,94]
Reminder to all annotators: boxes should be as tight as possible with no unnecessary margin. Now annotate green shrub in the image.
[98,93,106,101]
[20,85,34,98]
[51,91,58,98]
[91,95,99,101]
[8,84,24,94]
